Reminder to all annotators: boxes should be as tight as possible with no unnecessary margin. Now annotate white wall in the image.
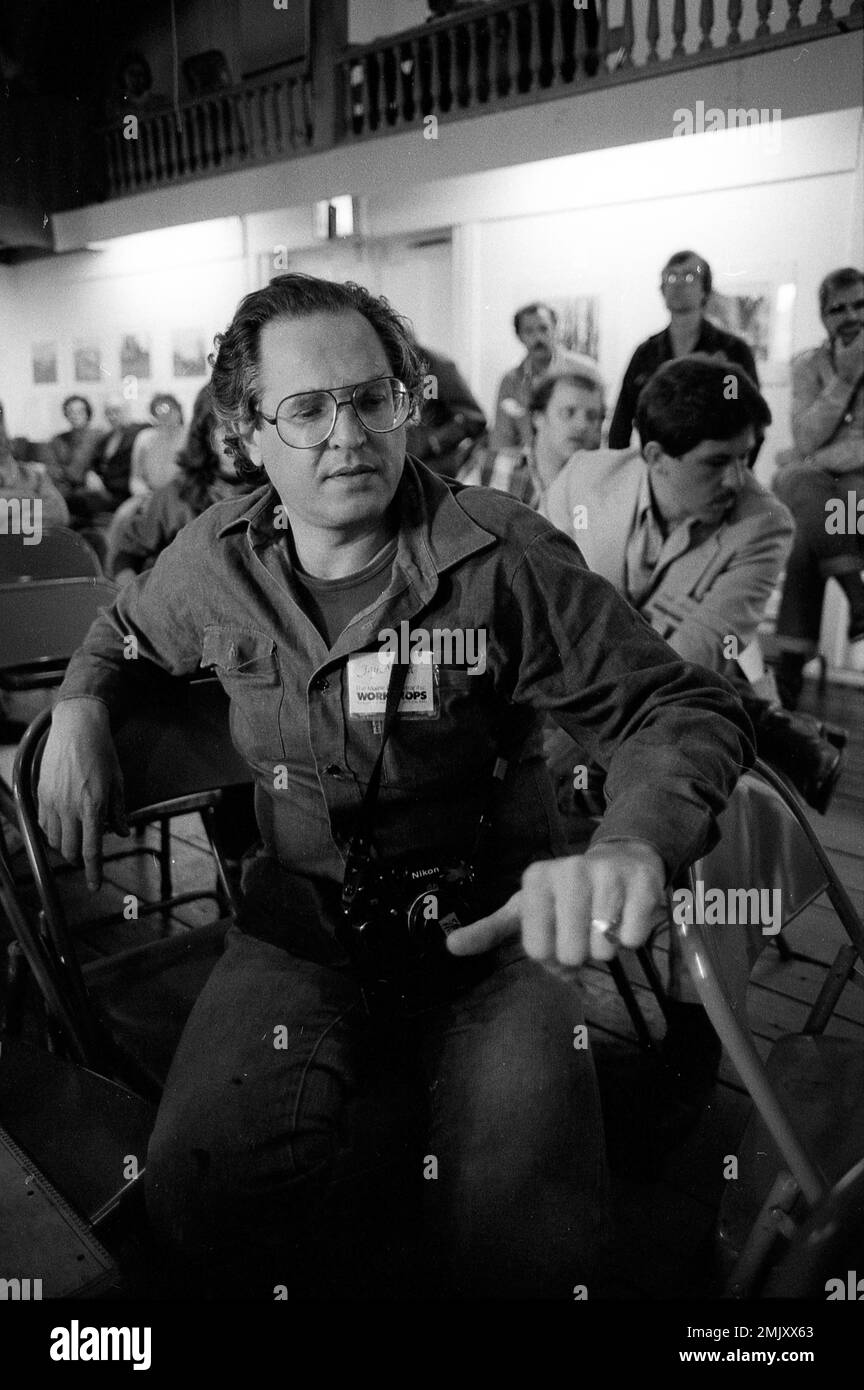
[349,0,428,45]
[0,223,249,441]
[464,166,862,488]
[6,108,862,454]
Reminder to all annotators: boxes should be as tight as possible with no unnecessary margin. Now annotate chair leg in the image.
[159,819,173,924]
[635,944,673,1023]
[803,943,859,1034]
[607,956,658,1052]
[2,940,27,1035]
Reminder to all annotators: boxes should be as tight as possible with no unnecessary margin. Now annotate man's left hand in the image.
[446,840,667,971]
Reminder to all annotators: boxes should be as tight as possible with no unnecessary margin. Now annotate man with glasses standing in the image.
[36,274,753,1300]
[608,250,759,449]
[772,267,864,708]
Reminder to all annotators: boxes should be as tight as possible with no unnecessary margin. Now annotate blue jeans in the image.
[145,924,610,1299]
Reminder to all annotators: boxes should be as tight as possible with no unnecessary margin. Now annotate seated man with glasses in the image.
[37,273,753,1300]
[608,250,759,451]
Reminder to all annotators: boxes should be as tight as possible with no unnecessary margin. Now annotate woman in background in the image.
[111,385,256,584]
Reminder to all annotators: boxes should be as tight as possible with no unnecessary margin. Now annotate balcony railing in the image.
[342,0,863,140]
[99,0,861,199]
[101,64,315,199]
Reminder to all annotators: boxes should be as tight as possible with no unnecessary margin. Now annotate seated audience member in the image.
[1,404,70,730]
[458,357,605,507]
[0,401,69,528]
[490,301,572,450]
[129,392,186,495]
[48,394,108,519]
[608,251,760,451]
[104,392,186,573]
[545,355,843,812]
[37,272,754,1300]
[543,355,791,1104]
[111,387,257,584]
[90,395,148,510]
[772,266,864,709]
[546,356,786,675]
[404,344,486,479]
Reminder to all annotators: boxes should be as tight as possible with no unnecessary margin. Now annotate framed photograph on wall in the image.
[172,330,208,378]
[32,342,58,384]
[707,280,796,385]
[120,332,152,380]
[73,341,103,383]
[548,295,600,361]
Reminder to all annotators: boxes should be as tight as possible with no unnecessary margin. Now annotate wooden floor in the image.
[1,676,862,1298]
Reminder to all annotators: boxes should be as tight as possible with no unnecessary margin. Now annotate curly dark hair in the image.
[209,272,426,480]
[635,355,770,457]
[174,385,233,515]
[62,394,93,422]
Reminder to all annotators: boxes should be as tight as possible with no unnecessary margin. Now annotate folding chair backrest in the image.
[675,759,864,1209]
[12,678,254,1073]
[0,579,117,675]
[0,527,102,582]
[0,815,91,1061]
[15,677,252,920]
[681,763,828,1020]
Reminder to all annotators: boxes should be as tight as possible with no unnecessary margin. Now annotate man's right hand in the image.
[37,699,129,891]
[834,327,864,386]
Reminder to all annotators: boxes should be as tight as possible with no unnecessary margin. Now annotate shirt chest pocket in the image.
[201,625,286,762]
[383,667,499,791]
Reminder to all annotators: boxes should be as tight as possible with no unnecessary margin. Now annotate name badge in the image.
[346,652,438,720]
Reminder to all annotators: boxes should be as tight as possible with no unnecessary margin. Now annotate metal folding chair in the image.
[0,577,117,694]
[12,678,253,1099]
[675,759,864,1297]
[0,526,103,583]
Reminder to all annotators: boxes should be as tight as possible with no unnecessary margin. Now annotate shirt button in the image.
[312,677,330,693]
[324,763,344,778]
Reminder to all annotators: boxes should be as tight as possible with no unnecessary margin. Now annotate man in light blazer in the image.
[543,355,791,679]
[542,356,793,1131]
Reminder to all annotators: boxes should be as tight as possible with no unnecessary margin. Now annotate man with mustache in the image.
[37,276,754,1300]
[489,300,571,450]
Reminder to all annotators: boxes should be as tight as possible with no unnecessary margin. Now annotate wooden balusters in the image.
[104,130,118,197]
[672,0,687,56]
[528,1,542,90]
[756,0,773,37]
[646,0,660,62]
[430,28,442,115]
[699,0,714,49]
[620,0,634,67]
[816,1,834,21]
[597,0,609,73]
[550,0,564,85]
[185,105,202,175]
[405,38,419,121]
[459,22,473,106]
[786,0,803,27]
[574,0,587,75]
[727,0,743,43]
[505,6,519,94]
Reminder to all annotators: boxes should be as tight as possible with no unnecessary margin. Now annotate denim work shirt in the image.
[58,459,754,903]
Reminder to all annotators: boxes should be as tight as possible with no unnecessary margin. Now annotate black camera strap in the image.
[342,657,515,891]
[349,658,412,859]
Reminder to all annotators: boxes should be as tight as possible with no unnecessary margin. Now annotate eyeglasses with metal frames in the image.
[258,376,411,449]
